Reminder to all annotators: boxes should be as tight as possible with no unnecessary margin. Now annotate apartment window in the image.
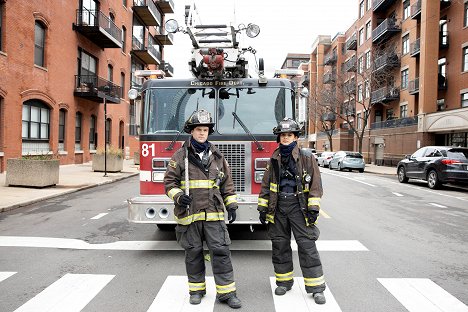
[386,108,394,120]
[105,118,111,144]
[463,47,468,72]
[359,28,364,46]
[78,49,97,86]
[400,104,408,118]
[22,100,50,140]
[401,69,409,89]
[107,64,113,82]
[365,21,371,40]
[75,112,82,147]
[366,0,371,11]
[357,84,363,102]
[364,80,370,99]
[129,103,137,135]
[120,72,125,97]
[365,51,371,69]
[357,113,362,129]
[359,1,364,18]
[58,109,66,151]
[121,26,126,52]
[402,34,409,55]
[89,115,96,150]
[131,58,144,87]
[465,2,468,27]
[462,93,468,108]
[34,21,46,67]
[403,0,411,19]
[358,56,364,74]
[0,2,3,51]
[133,18,145,49]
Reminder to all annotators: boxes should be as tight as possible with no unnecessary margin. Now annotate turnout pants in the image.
[175,220,236,300]
[269,193,326,294]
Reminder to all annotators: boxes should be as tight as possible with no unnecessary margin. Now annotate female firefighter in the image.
[164,109,242,309]
[257,117,326,304]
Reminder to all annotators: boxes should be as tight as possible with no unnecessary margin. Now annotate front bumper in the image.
[127,194,262,224]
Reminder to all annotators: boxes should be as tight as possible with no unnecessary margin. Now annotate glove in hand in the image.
[227,208,237,224]
[306,210,319,224]
[259,211,267,225]
[177,194,192,207]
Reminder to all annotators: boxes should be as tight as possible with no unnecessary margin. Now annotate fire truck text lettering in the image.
[141,143,156,157]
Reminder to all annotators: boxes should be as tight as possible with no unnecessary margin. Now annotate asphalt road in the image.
[0,170,467,312]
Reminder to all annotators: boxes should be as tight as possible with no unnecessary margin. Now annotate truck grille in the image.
[215,143,246,192]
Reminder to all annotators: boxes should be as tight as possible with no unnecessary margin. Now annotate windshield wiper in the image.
[166,130,182,151]
[232,112,264,150]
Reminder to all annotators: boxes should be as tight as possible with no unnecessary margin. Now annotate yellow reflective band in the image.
[266,214,275,224]
[305,214,319,226]
[303,185,310,192]
[167,188,183,200]
[216,282,236,294]
[275,271,294,282]
[304,276,325,287]
[270,183,278,193]
[188,282,206,291]
[206,212,225,221]
[258,198,269,207]
[181,180,215,189]
[308,197,321,207]
[224,195,238,206]
[174,212,225,225]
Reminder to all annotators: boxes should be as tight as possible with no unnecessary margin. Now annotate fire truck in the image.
[127,14,298,230]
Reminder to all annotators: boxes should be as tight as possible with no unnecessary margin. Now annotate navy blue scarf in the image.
[279,141,297,156]
[191,137,210,153]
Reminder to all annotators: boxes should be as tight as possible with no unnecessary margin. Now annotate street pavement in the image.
[0,160,395,213]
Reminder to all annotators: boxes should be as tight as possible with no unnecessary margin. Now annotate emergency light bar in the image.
[134,70,166,79]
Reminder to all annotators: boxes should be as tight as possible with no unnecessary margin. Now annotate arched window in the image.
[22,100,50,140]
[108,64,113,82]
[59,109,67,151]
[34,21,46,67]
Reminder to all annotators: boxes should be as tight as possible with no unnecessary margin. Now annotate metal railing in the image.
[371,86,400,104]
[373,51,399,72]
[410,38,420,56]
[346,33,357,50]
[371,116,418,129]
[132,35,161,61]
[408,77,419,94]
[323,71,336,84]
[344,55,356,72]
[74,75,121,100]
[324,51,337,65]
[75,10,122,43]
[411,0,421,18]
[133,0,162,25]
[372,18,400,42]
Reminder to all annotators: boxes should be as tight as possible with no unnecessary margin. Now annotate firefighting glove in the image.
[259,211,267,225]
[177,194,192,207]
[306,210,319,225]
[227,207,237,224]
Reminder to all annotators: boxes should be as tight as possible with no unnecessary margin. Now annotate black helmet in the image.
[273,117,301,135]
[183,109,215,134]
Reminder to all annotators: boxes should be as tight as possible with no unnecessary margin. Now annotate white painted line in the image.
[322,171,376,187]
[429,203,447,208]
[14,273,114,312]
[392,192,404,197]
[147,276,215,312]
[0,236,369,252]
[320,209,331,219]
[378,278,468,312]
[270,277,342,311]
[0,272,16,282]
[90,213,108,220]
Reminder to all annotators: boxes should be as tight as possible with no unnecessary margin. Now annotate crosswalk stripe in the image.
[269,277,342,311]
[378,278,468,312]
[0,236,369,251]
[13,273,114,312]
[90,213,108,220]
[147,276,216,312]
[0,271,16,282]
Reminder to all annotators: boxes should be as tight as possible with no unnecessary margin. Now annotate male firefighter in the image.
[257,117,326,304]
[164,109,242,309]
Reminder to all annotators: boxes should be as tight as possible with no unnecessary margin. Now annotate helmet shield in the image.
[184,109,216,134]
[273,118,302,142]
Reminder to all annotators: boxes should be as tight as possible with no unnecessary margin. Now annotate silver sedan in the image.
[329,151,365,172]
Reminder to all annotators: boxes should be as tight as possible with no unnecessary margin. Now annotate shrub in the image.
[96,145,123,157]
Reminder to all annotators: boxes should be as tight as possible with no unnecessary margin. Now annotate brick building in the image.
[0,0,174,172]
[303,0,468,165]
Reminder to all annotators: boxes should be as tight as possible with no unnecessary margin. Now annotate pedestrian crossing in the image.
[1,272,467,312]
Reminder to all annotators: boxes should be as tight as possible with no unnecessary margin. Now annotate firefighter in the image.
[257,117,326,304]
[164,109,242,309]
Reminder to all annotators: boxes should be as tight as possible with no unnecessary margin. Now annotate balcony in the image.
[410,38,420,57]
[74,75,121,103]
[73,10,122,48]
[155,27,174,45]
[155,0,175,13]
[323,71,336,84]
[373,0,397,12]
[132,0,161,26]
[346,33,357,51]
[371,86,400,104]
[321,112,337,122]
[411,0,421,19]
[373,52,399,73]
[131,35,161,64]
[323,51,337,66]
[160,61,174,77]
[371,116,418,130]
[440,0,451,9]
[439,31,449,49]
[344,56,356,72]
[344,81,356,95]
[372,18,401,44]
[341,100,356,116]
[408,77,419,95]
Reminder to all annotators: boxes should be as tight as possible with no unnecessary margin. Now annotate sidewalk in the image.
[0,159,139,213]
[364,163,397,175]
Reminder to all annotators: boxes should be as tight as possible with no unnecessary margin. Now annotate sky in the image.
[164,0,358,78]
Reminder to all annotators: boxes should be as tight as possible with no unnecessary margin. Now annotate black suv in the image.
[397,146,468,189]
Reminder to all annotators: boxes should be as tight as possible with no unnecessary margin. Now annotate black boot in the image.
[274,285,292,296]
[313,292,326,304]
[189,293,204,305]
[220,295,242,309]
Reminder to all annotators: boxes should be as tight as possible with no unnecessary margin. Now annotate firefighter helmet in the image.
[273,118,302,135]
[184,109,215,134]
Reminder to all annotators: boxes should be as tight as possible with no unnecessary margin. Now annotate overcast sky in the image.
[164,0,358,78]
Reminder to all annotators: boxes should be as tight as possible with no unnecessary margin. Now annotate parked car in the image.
[301,148,318,160]
[329,151,365,172]
[317,151,335,167]
[397,146,468,189]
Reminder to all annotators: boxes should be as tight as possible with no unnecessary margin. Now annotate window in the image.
[131,58,144,88]
[462,93,468,108]
[22,100,50,140]
[401,69,409,89]
[34,21,46,67]
[358,56,364,74]
[365,51,371,69]
[365,21,371,40]
[386,108,394,120]
[402,34,409,55]
[366,0,371,11]
[403,0,410,19]
[59,109,66,151]
[359,28,364,46]
[465,2,468,27]
[75,112,82,150]
[106,118,112,144]
[400,104,408,118]
[132,18,145,49]
[89,115,96,149]
[121,26,126,52]
[129,103,137,136]
[364,80,370,99]
[463,47,468,72]
[357,112,362,129]
[0,2,3,51]
[357,84,363,101]
[107,64,113,82]
[121,72,125,97]
[359,1,364,18]
[78,49,97,86]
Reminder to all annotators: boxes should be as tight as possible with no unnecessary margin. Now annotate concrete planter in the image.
[6,158,59,187]
[92,154,123,172]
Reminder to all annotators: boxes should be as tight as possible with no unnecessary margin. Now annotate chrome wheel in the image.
[427,170,440,189]
[398,166,408,183]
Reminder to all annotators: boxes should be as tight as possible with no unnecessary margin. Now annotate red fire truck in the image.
[127,18,298,230]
